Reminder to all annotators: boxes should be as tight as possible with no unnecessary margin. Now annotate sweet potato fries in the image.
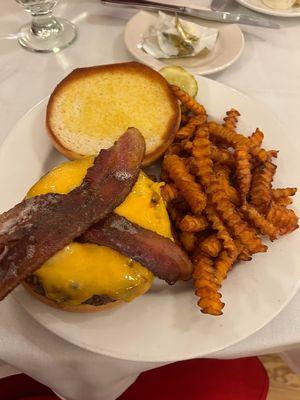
[162,87,299,316]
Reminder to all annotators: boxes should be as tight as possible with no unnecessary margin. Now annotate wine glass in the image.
[15,0,77,53]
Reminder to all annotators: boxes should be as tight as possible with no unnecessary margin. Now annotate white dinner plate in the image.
[124,11,244,76]
[1,74,300,362]
[235,0,300,17]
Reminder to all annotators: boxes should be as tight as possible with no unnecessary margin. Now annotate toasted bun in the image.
[22,281,121,313]
[46,62,181,166]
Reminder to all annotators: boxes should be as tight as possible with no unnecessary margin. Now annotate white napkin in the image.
[0,297,165,400]
[142,11,218,59]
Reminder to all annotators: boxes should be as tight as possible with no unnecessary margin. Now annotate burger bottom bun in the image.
[22,281,122,313]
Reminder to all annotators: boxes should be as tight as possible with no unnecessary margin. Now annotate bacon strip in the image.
[79,214,193,284]
[0,128,145,300]
[0,194,61,245]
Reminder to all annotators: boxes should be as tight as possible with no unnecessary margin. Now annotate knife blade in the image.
[100,0,280,29]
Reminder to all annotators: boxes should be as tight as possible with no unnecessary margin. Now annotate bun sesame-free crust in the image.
[46,62,181,166]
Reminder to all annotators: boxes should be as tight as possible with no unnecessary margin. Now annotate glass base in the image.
[18,18,77,53]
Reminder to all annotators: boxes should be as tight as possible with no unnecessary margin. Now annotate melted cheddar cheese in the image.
[27,158,172,306]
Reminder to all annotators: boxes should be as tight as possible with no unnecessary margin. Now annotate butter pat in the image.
[262,0,296,9]
[142,12,218,59]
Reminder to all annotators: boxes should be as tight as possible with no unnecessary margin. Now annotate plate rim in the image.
[124,10,245,76]
[2,72,299,361]
[235,0,300,17]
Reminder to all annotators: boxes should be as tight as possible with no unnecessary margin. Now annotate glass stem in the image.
[31,11,61,38]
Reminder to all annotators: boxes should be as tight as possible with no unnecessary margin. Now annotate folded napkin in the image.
[142,11,218,59]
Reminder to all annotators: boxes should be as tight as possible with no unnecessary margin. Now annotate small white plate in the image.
[235,0,300,17]
[1,73,300,362]
[124,11,244,75]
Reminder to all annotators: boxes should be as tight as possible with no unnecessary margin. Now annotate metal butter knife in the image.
[100,0,280,29]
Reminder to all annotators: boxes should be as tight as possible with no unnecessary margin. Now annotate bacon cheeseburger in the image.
[0,129,192,312]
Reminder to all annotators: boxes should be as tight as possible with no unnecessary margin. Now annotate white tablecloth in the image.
[1,0,300,398]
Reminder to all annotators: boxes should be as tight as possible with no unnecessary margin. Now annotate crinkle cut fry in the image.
[234,143,251,201]
[208,121,247,147]
[170,85,207,116]
[165,143,181,156]
[181,139,193,153]
[189,123,265,254]
[273,197,293,207]
[180,231,197,252]
[267,203,299,235]
[199,234,222,258]
[210,145,235,167]
[267,150,279,159]
[207,176,267,254]
[214,164,240,206]
[179,214,208,232]
[207,122,270,163]
[205,206,238,260]
[249,128,264,147]
[191,125,214,187]
[193,253,224,316]
[214,250,235,286]
[173,197,190,213]
[160,183,178,203]
[250,162,277,215]
[234,238,252,261]
[192,129,265,254]
[241,203,278,241]
[223,108,240,130]
[162,155,207,215]
[249,129,278,160]
[175,115,207,140]
[162,98,298,315]
[272,188,297,199]
[193,124,237,207]
[190,126,262,254]
[167,202,184,228]
[214,163,231,177]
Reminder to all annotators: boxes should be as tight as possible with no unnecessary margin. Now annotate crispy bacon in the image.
[79,214,193,283]
[0,128,145,300]
[0,195,61,246]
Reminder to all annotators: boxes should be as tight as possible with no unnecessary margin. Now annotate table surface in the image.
[0,0,300,359]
